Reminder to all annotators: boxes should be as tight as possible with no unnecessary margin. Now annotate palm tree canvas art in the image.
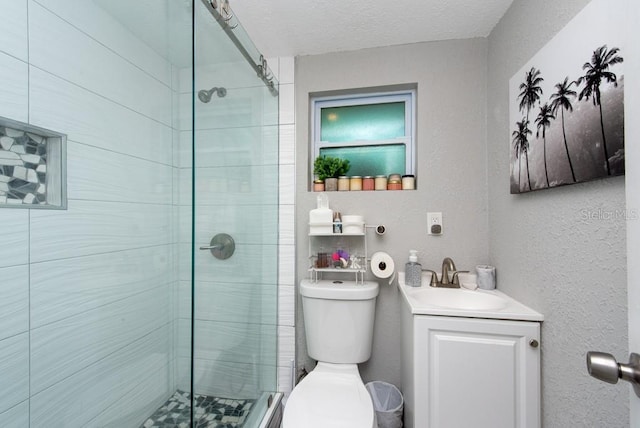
[508,0,625,194]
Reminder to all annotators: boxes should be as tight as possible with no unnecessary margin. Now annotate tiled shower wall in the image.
[0,1,295,426]
[0,1,177,426]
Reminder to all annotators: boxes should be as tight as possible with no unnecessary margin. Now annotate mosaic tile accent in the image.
[141,390,254,428]
[0,117,65,208]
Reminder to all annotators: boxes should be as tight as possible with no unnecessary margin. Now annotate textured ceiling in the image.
[231,0,515,57]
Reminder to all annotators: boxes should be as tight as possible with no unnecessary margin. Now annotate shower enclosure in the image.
[0,0,279,427]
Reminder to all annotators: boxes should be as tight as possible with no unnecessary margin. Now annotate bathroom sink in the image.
[411,287,508,310]
[397,272,544,321]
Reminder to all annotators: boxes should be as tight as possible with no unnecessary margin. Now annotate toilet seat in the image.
[283,362,377,428]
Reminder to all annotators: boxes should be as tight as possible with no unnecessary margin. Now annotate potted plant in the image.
[313,156,350,191]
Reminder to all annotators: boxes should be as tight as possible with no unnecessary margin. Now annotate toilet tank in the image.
[300,279,379,364]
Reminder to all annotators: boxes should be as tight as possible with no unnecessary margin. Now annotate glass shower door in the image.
[190,0,279,425]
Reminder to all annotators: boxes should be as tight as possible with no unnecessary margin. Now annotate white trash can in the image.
[366,381,403,428]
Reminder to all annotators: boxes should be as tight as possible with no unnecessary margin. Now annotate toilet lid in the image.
[283,365,375,428]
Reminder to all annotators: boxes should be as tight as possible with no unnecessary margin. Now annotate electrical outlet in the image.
[427,212,443,235]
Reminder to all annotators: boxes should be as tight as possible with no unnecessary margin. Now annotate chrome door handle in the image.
[587,351,640,398]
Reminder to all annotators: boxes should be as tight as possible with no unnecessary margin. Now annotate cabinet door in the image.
[414,316,540,428]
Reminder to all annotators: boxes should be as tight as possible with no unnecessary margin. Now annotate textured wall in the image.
[295,38,489,387]
[487,0,629,426]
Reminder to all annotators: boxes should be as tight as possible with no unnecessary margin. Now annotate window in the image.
[311,89,416,180]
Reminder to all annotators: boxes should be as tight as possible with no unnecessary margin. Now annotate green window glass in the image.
[312,90,415,185]
[320,145,406,176]
[320,102,405,143]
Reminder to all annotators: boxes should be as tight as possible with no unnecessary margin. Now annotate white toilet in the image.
[282,279,379,428]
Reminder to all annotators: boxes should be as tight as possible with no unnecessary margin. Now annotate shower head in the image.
[197,87,227,103]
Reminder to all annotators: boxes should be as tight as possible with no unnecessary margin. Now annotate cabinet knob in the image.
[529,339,539,348]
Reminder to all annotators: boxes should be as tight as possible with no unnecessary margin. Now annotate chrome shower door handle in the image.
[587,351,640,398]
[199,233,235,260]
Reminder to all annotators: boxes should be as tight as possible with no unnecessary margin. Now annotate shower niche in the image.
[0,116,66,209]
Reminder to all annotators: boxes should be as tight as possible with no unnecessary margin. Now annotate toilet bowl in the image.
[282,280,379,428]
[282,362,377,428]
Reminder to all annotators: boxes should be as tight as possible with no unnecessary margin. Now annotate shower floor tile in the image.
[141,390,254,428]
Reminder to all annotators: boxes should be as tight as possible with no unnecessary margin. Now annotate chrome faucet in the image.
[424,257,462,288]
[441,257,457,286]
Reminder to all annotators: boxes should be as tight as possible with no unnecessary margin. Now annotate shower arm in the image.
[201,0,278,96]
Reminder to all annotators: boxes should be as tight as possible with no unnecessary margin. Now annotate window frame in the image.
[311,89,416,182]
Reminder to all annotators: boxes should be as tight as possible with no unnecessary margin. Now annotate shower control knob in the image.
[587,351,640,398]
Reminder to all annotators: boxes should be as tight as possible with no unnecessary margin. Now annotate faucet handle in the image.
[451,270,470,286]
[421,269,438,287]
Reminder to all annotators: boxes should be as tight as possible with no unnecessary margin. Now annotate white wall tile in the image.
[187,86,279,131]
[278,285,295,328]
[279,204,295,246]
[192,358,276,399]
[0,400,29,428]
[191,242,277,285]
[87,363,171,427]
[30,67,172,165]
[30,286,171,394]
[32,0,172,85]
[278,57,295,85]
[193,281,277,325]
[192,203,278,245]
[29,3,172,125]
[278,84,295,125]
[0,333,29,413]
[67,142,173,204]
[30,199,172,262]
[0,265,28,340]
[278,244,295,286]
[0,52,28,123]
[191,125,279,168]
[184,164,279,207]
[279,164,295,205]
[30,325,172,427]
[194,62,268,93]
[0,0,28,61]
[31,245,173,328]
[278,363,293,395]
[0,210,28,268]
[191,320,276,366]
[279,124,295,165]
[277,326,295,369]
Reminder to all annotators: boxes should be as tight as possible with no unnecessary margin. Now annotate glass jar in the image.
[362,176,374,191]
[387,180,402,190]
[374,175,387,191]
[350,176,362,191]
[338,176,350,191]
[402,174,415,190]
[313,179,325,192]
[388,173,402,182]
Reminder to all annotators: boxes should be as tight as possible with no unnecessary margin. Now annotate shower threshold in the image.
[141,389,255,428]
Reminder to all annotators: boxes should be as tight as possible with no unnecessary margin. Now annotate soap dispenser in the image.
[405,250,422,287]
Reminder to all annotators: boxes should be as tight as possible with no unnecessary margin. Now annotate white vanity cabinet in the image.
[400,298,541,428]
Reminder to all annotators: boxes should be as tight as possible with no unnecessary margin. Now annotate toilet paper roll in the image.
[476,265,496,290]
[371,252,396,285]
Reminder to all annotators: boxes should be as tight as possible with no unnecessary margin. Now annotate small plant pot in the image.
[324,177,338,191]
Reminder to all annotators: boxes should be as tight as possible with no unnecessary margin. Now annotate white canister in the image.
[475,265,496,290]
[342,215,364,234]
